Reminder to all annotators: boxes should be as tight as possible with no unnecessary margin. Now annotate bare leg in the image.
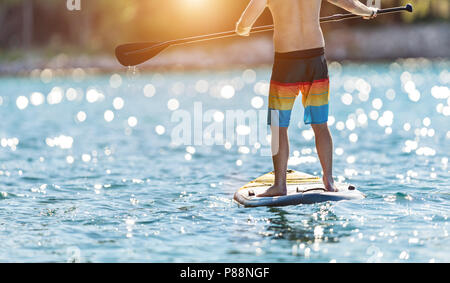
[256,126,289,197]
[311,123,338,192]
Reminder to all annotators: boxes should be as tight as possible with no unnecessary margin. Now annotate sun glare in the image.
[178,0,205,9]
[185,0,205,4]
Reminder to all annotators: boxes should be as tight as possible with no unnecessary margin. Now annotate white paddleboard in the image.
[234,170,365,207]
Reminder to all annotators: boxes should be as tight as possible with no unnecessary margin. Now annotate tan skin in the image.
[236,0,377,196]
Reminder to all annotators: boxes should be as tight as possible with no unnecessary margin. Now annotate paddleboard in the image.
[234,170,365,207]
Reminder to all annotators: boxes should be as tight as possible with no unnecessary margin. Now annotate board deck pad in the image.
[234,170,365,207]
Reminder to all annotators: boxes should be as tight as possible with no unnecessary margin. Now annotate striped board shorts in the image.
[268,47,329,127]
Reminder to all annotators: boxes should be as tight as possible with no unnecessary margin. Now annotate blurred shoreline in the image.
[0,23,449,76]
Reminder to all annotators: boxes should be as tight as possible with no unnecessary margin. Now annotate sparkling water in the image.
[0,59,449,262]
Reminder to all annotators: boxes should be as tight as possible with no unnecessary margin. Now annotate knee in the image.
[311,122,328,133]
[271,126,289,136]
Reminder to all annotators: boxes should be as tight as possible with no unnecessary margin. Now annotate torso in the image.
[267,0,325,52]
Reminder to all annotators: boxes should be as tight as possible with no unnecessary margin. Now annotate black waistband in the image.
[275,47,325,59]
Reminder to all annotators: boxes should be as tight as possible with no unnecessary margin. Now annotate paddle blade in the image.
[115,42,168,66]
[405,4,413,12]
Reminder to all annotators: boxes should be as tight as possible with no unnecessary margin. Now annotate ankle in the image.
[274,182,287,188]
[323,175,334,183]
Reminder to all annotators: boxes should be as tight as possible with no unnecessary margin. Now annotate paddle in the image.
[115,4,413,67]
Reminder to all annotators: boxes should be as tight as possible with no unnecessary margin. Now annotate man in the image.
[236,0,378,197]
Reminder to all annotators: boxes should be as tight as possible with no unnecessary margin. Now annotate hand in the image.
[235,22,251,36]
[363,7,378,20]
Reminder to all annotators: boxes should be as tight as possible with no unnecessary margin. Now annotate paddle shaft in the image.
[128,4,412,56]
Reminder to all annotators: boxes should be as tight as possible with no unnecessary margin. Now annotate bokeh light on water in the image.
[0,59,449,262]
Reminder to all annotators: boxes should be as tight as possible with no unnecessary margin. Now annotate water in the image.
[0,59,449,262]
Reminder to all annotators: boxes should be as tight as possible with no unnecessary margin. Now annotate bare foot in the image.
[323,176,338,192]
[256,184,287,197]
